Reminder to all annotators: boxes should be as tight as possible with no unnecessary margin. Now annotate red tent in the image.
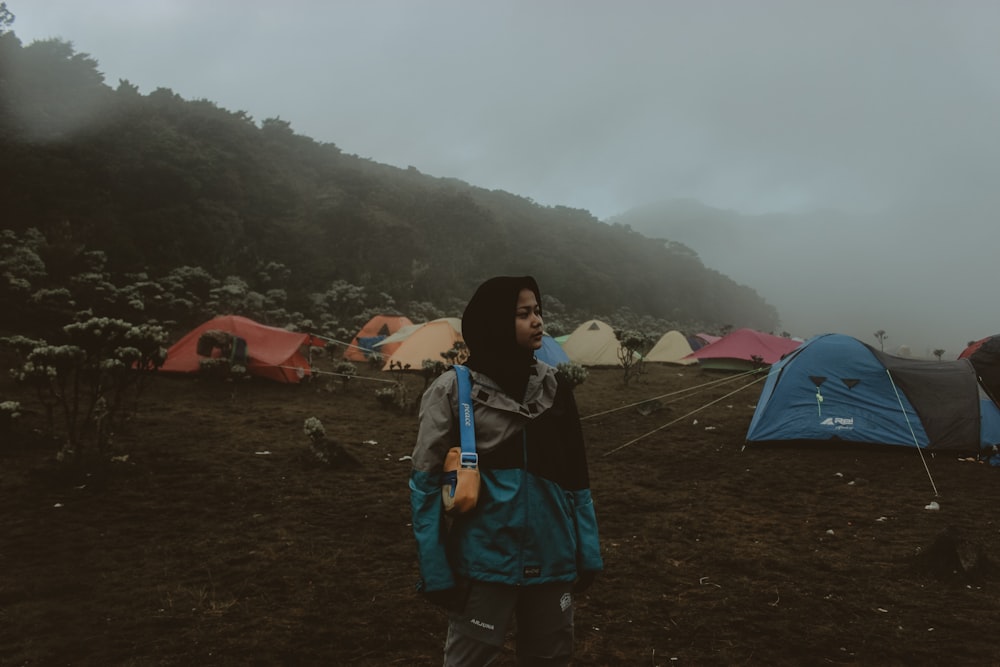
[685,328,801,371]
[160,315,322,383]
[959,334,1000,402]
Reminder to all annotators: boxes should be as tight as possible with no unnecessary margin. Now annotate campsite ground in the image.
[2,360,1000,666]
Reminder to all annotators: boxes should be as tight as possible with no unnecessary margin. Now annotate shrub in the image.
[303,416,326,442]
[334,361,357,390]
[6,318,168,459]
[616,329,652,385]
[421,359,448,389]
[441,341,469,366]
[556,362,588,388]
[301,416,359,468]
[0,400,21,438]
[374,361,415,414]
[374,386,397,408]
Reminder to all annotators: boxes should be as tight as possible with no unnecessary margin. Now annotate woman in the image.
[409,276,603,665]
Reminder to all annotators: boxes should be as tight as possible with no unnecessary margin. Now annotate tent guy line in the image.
[310,333,373,355]
[602,375,768,458]
[580,368,762,421]
[274,365,399,384]
[742,333,1000,498]
[886,368,939,498]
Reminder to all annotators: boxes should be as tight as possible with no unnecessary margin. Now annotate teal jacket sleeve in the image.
[409,470,455,592]
[409,375,459,592]
[555,378,604,574]
[571,487,604,572]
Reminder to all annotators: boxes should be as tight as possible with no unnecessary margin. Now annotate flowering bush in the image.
[303,417,325,441]
[374,387,396,407]
[334,361,357,390]
[198,358,248,381]
[302,416,360,468]
[4,318,168,457]
[556,362,588,388]
[0,400,21,437]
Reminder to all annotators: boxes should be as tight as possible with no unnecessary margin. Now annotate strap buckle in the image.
[460,452,478,469]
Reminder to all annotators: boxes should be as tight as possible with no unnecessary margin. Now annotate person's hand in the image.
[574,570,598,594]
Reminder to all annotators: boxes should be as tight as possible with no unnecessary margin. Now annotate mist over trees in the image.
[0,22,780,340]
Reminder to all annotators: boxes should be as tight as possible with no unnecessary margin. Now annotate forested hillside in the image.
[0,22,780,340]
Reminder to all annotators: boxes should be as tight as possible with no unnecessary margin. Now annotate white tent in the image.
[561,320,629,367]
[373,323,423,348]
[645,330,698,365]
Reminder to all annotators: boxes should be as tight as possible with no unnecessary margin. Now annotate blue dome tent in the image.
[746,333,1000,452]
[536,333,570,367]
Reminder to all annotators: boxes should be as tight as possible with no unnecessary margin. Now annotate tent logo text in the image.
[820,416,854,429]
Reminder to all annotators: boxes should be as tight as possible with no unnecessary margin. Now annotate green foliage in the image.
[303,416,325,442]
[0,32,782,347]
[440,341,469,366]
[421,359,448,389]
[334,361,357,390]
[4,318,168,459]
[375,360,416,414]
[616,329,653,386]
[0,400,21,438]
[197,357,248,382]
[555,362,588,389]
[301,415,359,468]
[0,3,13,33]
[874,329,888,351]
[367,351,384,370]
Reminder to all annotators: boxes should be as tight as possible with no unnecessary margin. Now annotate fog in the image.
[10,1,1000,355]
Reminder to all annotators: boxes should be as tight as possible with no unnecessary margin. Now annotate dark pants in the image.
[443,580,575,666]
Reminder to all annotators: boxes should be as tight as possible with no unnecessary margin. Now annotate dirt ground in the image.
[3,359,1000,666]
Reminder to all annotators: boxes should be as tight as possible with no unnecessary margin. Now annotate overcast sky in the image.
[10,1,1000,355]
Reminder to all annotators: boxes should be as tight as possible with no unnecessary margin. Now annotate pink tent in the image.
[694,333,722,346]
[685,328,801,371]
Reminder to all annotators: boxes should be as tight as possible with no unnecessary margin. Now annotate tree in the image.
[0,24,785,337]
[933,349,945,361]
[874,330,888,351]
[0,2,13,33]
[616,329,650,386]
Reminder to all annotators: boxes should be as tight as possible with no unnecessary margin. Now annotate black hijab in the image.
[462,276,541,402]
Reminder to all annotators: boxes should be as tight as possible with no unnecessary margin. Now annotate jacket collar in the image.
[467,361,558,418]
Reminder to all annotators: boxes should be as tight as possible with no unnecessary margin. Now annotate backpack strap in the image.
[453,365,477,468]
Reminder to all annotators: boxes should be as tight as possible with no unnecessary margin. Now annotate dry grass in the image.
[2,361,999,665]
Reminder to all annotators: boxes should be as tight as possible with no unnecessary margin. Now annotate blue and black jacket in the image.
[410,361,603,592]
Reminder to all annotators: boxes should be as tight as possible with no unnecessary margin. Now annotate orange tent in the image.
[160,315,322,383]
[381,318,464,371]
[344,314,414,361]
